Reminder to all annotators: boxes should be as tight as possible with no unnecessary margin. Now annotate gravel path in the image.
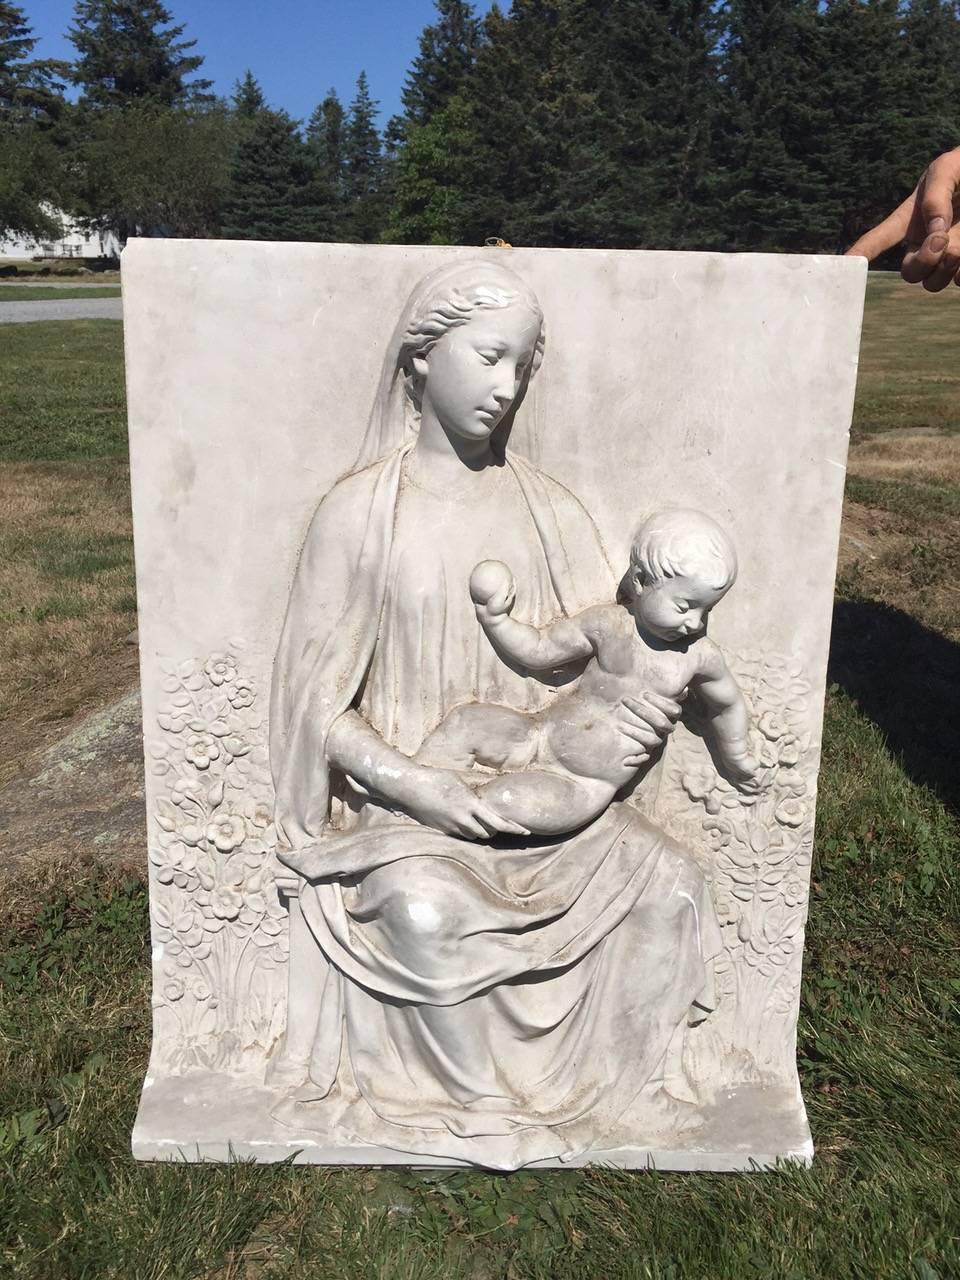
[0,297,123,323]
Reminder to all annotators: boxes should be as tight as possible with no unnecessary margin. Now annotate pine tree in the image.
[221,109,336,242]
[1,2,68,122]
[343,71,384,241]
[232,69,266,120]
[900,0,960,167]
[306,88,346,201]
[399,0,483,130]
[714,0,833,252]
[814,0,916,250]
[69,0,213,108]
[0,3,68,239]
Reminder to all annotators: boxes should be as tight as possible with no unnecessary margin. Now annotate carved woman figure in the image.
[269,258,722,1168]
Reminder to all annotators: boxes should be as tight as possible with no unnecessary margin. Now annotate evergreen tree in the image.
[232,69,266,119]
[306,88,347,202]
[399,0,483,130]
[814,0,916,250]
[713,0,832,252]
[900,0,960,167]
[69,0,213,108]
[343,71,384,240]
[1,2,68,122]
[221,108,336,241]
[0,3,68,239]
[385,94,476,243]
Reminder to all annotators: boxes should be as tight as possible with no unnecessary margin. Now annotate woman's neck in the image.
[409,405,498,488]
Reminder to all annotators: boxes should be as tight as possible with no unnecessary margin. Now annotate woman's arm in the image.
[326,709,529,840]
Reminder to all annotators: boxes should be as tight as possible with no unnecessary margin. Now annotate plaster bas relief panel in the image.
[125,241,866,1171]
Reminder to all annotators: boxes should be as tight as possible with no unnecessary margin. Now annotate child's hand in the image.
[728,752,763,793]
[470,560,516,621]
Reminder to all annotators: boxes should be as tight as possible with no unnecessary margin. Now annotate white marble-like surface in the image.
[123,241,866,1171]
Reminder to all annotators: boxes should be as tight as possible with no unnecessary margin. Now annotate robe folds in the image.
[269,444,722,1168]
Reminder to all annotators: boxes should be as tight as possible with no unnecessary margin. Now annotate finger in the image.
[902,231,950,283]
[620,699,678,736]
[846,189,917,261]
[636,691,685,718]
[618,724,660,748]
[921,226,960,293]
[920,149,960,236]
[472,801,530,837]
[623,753,649,769]
[457,817,487,840]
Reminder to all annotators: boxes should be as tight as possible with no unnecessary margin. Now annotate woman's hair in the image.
[629,510,738,592]
[398,267,546,412]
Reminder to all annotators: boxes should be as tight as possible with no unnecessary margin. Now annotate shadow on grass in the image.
[829,599,960,811]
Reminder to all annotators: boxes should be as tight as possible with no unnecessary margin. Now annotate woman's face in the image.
[413,303,541,443]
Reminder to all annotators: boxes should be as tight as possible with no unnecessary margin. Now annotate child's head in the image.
[627,509,738,643]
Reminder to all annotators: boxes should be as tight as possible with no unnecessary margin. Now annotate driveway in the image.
[0,297,123,323]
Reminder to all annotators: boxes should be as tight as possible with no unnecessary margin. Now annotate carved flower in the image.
[205,813,246,853]
[192,979,212,1001]
[704,818,732,851]
[758,710,788,741]
[210,887,242,920]
[775,797,805,828]
[185,733,220,770]
[243,799,272,829]
[783,878,805,908]
[681,763,722,814]
[222,733,250,759]
[172,777,206,808]
[163,978,185,1001]
[204,653,238,686]
[227,680,255,710]
[777,736,802,767]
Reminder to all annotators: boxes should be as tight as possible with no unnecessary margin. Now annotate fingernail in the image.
[928,216,947,233]
[930,233,947,253]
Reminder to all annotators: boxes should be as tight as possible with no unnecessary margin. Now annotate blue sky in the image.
[25,0,495,124]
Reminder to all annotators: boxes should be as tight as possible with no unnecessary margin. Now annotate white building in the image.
[1,206,121,261]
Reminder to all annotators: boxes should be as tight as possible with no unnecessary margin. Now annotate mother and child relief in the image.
[266,258,765,1166]
[131,241,865,1170]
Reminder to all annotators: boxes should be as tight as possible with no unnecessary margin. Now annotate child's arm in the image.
[469,560,597,670]
[690,642,759,787]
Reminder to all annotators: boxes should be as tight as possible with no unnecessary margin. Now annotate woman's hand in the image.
[617,692,684,768]
[402,766,530,841]
[847,147,960,291]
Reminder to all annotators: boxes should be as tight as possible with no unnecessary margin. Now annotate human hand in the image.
[402,766,530,840]
[846,147,960,291]
[469,559,516,624]
[727,753,763,793]
[617,692,684,769]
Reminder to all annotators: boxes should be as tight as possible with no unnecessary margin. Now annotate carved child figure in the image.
[416,509,760,836]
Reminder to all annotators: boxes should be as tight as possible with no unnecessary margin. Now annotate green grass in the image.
[0,286,121,301]
[852,274,960,437]
[845,474,960,521]
[1,691,957,1279]
[0,321,126,461]
[1,280,959,1277]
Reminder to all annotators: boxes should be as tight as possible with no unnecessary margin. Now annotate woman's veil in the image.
[353,255,544,471]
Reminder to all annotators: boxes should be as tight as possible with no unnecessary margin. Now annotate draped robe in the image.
[270,443,722,1168]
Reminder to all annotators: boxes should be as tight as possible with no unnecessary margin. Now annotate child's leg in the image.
[477,770,615,836]
[417,702,540,771]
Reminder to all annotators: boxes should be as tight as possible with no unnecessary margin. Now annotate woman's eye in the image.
[479,352,499,366]
[675,602,687,612]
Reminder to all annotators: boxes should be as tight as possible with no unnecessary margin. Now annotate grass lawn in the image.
[0,276,958,1279]
[0,286,122,301]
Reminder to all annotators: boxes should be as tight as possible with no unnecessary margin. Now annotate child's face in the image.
[634,574,728,643]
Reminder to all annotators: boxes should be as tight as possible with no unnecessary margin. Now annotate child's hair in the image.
[629,509,738,592]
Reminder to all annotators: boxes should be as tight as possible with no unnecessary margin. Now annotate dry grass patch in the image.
[0,460,135,728]
[847,428,960,488]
